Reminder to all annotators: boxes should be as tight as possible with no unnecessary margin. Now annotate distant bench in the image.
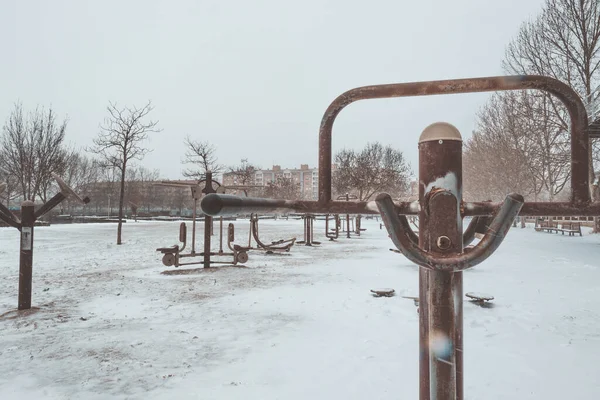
[535,220,582,236]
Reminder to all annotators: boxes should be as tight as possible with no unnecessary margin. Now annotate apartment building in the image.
[223,164,320,200]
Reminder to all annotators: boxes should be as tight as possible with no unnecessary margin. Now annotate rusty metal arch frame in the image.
[318,75,593,210]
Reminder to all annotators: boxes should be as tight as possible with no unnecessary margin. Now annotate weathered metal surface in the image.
[376,123,526,400]
[203,172,217,268]
[249,214,296,251]
[318,75,591,206]
[34,192,67,219]
[0,203,21,229]
[462,216,491,247]
[297,214,320,246]
[201,195,600,218]
[418,131,462,400]
[463,201,600,217]
[377,193,524,272]
[18,201,35,310]
[325,214,340,241]
[201,194,384,216]
[453,271,463,400]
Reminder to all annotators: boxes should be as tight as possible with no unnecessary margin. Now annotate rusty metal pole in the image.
[191,196,197,254]
[219,216,224,254]
[18,200,35,310]
[203,172,215,268]
[345,194,351,238]
[454,270,463,400]
[203,217,212,267]
[419,122,464,400]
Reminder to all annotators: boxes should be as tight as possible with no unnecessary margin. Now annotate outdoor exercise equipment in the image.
[226,214,296,254]
[200,75,599,400]
[296,214,320,246]
[155,172,249,268]
[0,174,89,310]
[336,194,367,238]
[248,214,296,252]
[465,292,494,307]
[324,214,340,241]
[370,288,395,297]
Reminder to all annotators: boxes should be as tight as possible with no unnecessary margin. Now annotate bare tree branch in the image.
[181,136,223,180]
[0,103,70,202]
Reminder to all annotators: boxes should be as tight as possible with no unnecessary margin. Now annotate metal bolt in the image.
[436,235,451,250]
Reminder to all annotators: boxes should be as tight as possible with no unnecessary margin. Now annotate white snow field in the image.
[0,218,599,399]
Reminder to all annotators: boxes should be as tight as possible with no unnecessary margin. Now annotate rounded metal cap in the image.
[419,122,462,143]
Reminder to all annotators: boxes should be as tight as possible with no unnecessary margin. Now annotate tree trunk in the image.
[117,165,127,245]
[593,183,600,233]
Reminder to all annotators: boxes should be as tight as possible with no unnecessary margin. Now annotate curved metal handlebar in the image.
[463,216,492,247]
[376,192,524,271]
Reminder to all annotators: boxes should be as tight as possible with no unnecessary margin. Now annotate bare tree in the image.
[61,151,101,214]
[333,142,411,201]
[181,137,222,180]
[89,101,160,244]
[503,0,600,228]
[464,93,539,201]
[263,176,301,200]
[465,91,572,202]
[227,159,258,196]
[0,103,70,202]
[0,173,20,208]
[136,166,160,213]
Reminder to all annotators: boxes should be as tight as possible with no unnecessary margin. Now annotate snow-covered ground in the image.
[1,218,599,399]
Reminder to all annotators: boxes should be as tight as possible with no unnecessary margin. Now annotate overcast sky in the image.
[1,0,546,179]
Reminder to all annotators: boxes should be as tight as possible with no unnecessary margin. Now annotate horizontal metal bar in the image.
[202,194,600,218]
[464,201,600,217]
[200,193,387,216]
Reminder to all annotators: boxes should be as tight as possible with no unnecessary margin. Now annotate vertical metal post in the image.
[419,268,430,400]
[18,201,35,310]
[219,216,224,253]
[345,194,351,238]
[202,172,216,268]
[419,122,464,400]
[249,214,254,248]
[346,215,350,238]
[191,197,197,254]
[454,271,463,400]
[204,215,212,267]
